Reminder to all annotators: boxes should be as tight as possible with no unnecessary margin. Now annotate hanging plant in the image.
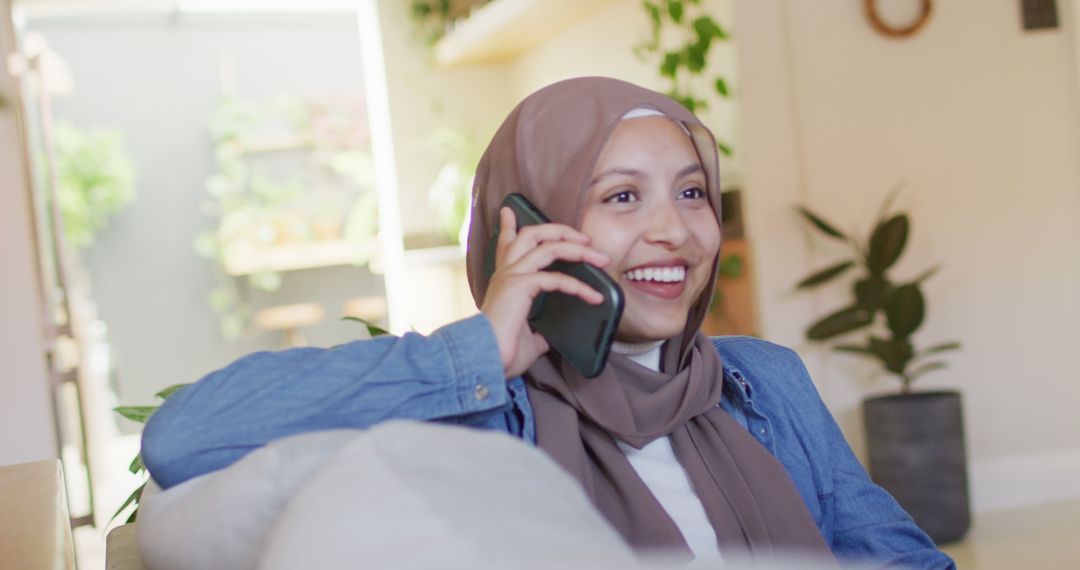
[195,95,378,340]
[53,122,137,249]
[636,0,734,156]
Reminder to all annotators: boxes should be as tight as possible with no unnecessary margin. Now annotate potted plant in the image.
[795,192,969,544]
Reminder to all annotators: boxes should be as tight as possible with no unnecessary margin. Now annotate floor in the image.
[940,500,1080,569]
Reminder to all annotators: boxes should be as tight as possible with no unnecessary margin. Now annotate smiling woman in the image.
[139,76,954,568]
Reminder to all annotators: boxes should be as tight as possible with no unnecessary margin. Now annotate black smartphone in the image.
[483,193,624,378]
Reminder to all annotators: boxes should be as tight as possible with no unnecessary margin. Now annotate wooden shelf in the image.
[434,0,615,67]
[223,239,378,276]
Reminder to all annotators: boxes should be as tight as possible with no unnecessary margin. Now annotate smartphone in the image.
[483,193,624,378]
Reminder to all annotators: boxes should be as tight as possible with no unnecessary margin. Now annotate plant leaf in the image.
[885,283,925,338]
[867,214,909,274]
[113,406,158,424]
[154,383,190,400]
[111,481,146,524]
[907,360,947,381]
[660,51,680,78]
[806,306,874,340]
[666,0,684,23]
[796,206,847,240]
[714,77,729,97]
[869,336,914,375]
[341,316,389,337]
[917,341,962,358]
[854,276,891,311]
[718,253,743,278]
[716,140,732,156]
[875,180,905,225]
[128,453,144,475]
[914,264,940,283]
[796,260,855,289]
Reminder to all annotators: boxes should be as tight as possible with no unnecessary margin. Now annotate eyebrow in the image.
[588,163,704,187]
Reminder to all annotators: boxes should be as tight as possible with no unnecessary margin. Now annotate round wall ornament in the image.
[864,0,933,38]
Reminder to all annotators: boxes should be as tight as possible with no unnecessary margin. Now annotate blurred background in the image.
[1,0,1078,568]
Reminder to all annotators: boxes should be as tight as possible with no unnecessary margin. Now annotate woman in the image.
[143,77,953,567]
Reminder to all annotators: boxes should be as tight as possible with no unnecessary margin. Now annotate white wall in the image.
[733,0,1080,513]
[0,0,59,467]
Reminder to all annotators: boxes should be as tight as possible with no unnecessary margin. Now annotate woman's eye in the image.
[604,190,638,203]
[680,187,706,200]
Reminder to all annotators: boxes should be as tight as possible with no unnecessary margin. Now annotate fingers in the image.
[507,241,609,275]
[496,208,597,268]
[517,270,605,305]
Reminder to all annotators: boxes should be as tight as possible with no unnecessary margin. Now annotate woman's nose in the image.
[644,200,690,247]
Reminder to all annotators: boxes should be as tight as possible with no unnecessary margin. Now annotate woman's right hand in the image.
[481,207,610,379]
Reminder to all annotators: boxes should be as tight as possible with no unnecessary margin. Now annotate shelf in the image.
[223,239,378,276]
[434,0,615,67]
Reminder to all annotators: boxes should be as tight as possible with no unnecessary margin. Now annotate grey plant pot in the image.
[863,390,970,544]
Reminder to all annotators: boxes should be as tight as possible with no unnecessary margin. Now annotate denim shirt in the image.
[143,314,954,569]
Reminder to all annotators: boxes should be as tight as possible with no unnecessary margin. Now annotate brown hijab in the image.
[465,77,833,562]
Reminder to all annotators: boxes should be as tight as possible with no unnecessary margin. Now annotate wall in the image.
[733,0,1080,512]
[0,0,58,467]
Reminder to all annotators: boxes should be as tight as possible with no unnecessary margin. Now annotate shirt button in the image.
[474,384,490,401]
[759,427,767,435]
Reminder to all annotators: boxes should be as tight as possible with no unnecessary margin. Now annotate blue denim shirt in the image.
[143,314,954,568]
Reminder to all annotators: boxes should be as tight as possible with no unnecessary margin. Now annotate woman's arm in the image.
[142,314,507,489]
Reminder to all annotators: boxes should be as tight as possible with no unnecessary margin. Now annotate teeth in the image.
[623,266,686,283]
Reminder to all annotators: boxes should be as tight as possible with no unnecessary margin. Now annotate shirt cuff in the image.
[432,313,510,415]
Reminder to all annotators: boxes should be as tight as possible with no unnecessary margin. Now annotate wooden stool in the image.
[254,303,325,347]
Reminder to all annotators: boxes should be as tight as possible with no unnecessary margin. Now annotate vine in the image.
[636,0,734,156]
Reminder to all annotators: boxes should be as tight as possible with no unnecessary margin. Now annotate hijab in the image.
[464,77,833,562]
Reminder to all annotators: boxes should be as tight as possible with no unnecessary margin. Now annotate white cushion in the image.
[137,422,636,570]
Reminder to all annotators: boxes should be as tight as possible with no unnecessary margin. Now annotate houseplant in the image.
[795,192,969,543]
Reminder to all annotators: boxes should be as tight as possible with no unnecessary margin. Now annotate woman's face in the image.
[580,116,721,343]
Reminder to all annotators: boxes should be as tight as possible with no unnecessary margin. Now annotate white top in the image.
[610,341,723,564]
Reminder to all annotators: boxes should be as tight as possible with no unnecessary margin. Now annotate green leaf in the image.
[685,43,706,73]
[914,264,940,283]
[875,181,905,224]
[867,214,909,274]
[917,341,962,357]
[869,336,914,375]
[341,316,390,338]
[111,481,146,524]
[660,51,680,78]
[716,140,732,157]
[796,260,855,289]
[854,276,891,310]
[719,253,743,277]
[907,360,947,381]
[807,306,874,340]
[885,283,925,338]
[128,453,144,475]
[796,206,847,240]
[714,77,729,97]
[113,406,158,424]
[666,0,684,23]
[154,383,190,400]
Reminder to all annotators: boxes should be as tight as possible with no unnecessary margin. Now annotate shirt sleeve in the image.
[793,361,957,568]
[142,314,508,489]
